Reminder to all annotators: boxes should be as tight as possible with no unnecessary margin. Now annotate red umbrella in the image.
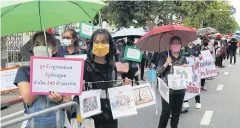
[135,24,197,52]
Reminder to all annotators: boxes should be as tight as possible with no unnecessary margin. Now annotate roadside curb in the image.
[1,96,23,109]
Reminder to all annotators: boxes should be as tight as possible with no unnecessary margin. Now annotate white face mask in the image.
[33,46,53,57]
[62,39,72,46]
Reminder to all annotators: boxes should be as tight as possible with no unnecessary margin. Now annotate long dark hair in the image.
[88,29,114,67]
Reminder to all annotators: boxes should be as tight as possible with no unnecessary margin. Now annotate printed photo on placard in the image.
[80,89,102,119]
[168,74,186,90]
[173,66,193,82]
[132,83,155,109]
[108,85,137,119]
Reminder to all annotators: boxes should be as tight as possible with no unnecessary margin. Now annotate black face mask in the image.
[203,42,208,46]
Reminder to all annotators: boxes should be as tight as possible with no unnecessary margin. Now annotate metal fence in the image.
[1,101,81,128]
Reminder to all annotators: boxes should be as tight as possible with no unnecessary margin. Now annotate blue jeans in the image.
[25,96,65,128]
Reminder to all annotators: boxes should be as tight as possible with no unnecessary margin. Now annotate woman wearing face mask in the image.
[72,29,131,128]
[58,29,86,57]
[157,36,187,128]
[14,32,71,128]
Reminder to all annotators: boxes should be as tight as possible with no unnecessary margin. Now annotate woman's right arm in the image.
[18,82,38,105]
[14,67,38,106]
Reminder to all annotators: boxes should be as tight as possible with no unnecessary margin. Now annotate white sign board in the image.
[30,56,84,95]
[1,68,18,91]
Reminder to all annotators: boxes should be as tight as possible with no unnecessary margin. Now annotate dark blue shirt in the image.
[14,66,30,86]
[58,47,81,57]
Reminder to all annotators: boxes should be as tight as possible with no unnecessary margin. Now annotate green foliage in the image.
[175,1,239,34]
[97,0,239,33]
[97,1,176,29]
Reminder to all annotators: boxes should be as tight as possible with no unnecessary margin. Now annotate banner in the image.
[158,77,169,104]
[79,89,102,119]
[132,83,156,109]
[0,67,19,92]
[200,50,217,79]
[30,56,84,95]
[184,57,201,100]
[108,85,137,119]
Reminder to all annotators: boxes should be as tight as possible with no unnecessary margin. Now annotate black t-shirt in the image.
[94,62,109,73]
[83,59,114,90]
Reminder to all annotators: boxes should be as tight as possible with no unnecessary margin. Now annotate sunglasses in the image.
[62,37,73,39]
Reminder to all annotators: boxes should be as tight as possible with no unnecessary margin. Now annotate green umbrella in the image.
[1,0,105,36]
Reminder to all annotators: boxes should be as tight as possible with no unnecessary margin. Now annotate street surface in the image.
[1,55,240,128]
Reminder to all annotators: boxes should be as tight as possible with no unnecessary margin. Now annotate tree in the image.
[175,1,239,33]
[97,1,176,29]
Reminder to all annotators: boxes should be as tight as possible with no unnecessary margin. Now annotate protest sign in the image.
[123,46,142,62]
[30,56,84,95]
[200,50,217,79]
[79,22,94,39]
[173,66,193,82]
[132,83,156,109]
[108,85,137,119]
[79,89,102,119]
[184,57,201,100]
[158,77,169,103]
[1,67,18,92]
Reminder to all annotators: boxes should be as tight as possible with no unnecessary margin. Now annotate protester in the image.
[238,41,240,55]
[182,42,202,110]
[200,38,209,91]
[120,37,140,85]
[156,36,187,128]
[228,38,238,64]
[14,32,71,128]
[73,29,131,128]
[58,29,86,57]
[214,40,225,68]
[140,51,147,81]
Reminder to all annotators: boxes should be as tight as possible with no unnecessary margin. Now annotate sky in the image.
[228,0,240,27]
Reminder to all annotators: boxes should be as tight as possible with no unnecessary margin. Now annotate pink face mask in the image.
[170,45,181,52]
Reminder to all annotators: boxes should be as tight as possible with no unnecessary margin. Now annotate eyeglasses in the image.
[62,37,73,39]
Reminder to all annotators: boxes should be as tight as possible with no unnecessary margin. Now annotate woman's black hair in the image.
[32,31,56,47]
[63,29,79,47]
[170,36,182,44]
[88,29,114,67]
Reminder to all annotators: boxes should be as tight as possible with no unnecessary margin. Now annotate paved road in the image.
[2,55,240,128]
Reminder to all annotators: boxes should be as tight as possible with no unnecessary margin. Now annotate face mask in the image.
[62,39,72,46]
[170,45,181,52]
[33,46,53,57]
[92,43,110,57]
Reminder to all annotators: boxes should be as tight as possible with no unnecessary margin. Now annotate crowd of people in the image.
[15,28,239,128]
